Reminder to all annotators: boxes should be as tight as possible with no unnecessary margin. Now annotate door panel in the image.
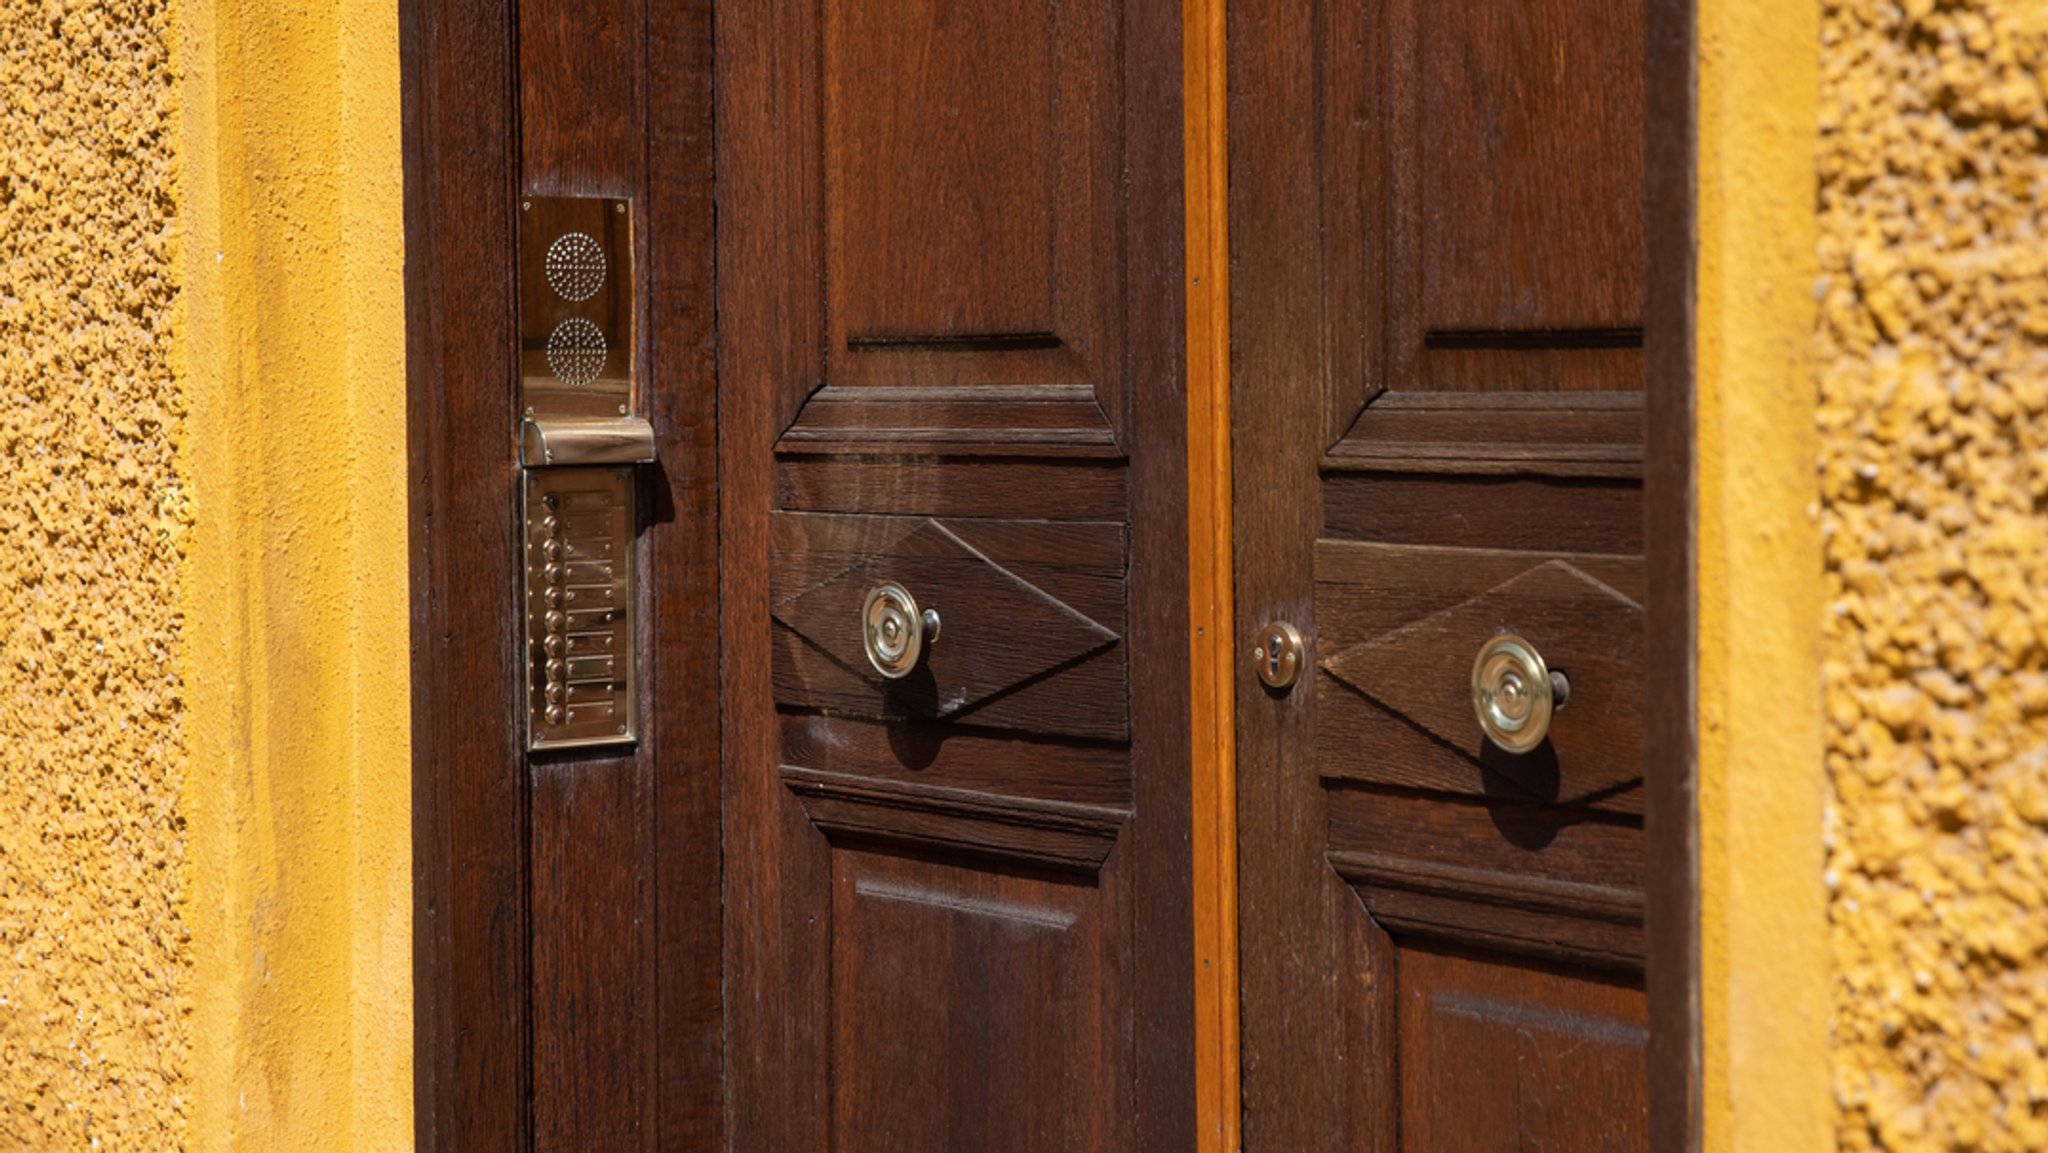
[1399,950,1648,1149]
[1233,0,1652,1142]
[718,0,1192,1149]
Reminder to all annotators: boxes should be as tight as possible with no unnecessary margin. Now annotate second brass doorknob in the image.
[1471,634,1569,753]
[862,581,941,680]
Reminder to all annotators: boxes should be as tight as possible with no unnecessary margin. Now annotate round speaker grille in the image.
[544,231,606,301]
[545,317,607,387]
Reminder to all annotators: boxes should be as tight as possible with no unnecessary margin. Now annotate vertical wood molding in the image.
[1645,0,1701,1145]
[1185,0,1238,1147]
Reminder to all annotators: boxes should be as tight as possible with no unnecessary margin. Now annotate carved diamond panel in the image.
[1321,559,1644,801]
[773,517,1120,725]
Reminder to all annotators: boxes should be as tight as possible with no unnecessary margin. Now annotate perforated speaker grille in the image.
[545,317,607,387]
[544,231,606,302]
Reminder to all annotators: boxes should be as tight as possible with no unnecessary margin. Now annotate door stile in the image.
[1226,0,1393,1144]
[1644,0,1702,1143]
[403,0,528,1145]
[642,2,724,1148]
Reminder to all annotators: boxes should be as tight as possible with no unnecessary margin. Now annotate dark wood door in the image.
[1230,0,1654,1146]
[714,0,1195,1149]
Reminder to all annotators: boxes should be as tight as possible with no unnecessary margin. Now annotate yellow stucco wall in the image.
[0,0,191,1146]
[178,0,412,1145]
[0,0,409,1147]
[1695,0,1832,1149]
[1817,0,2048,1148]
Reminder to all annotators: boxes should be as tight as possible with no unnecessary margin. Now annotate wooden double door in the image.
[407,0,1659,1146]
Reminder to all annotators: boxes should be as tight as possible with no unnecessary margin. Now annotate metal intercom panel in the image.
[517,196,650,752]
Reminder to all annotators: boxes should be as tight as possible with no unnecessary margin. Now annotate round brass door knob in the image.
[1471,634,1569,754]
[861,581,941,680]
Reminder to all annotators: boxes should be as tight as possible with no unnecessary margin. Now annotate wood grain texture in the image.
[518,0,641,192]
[402,0,525,1145]
[407,0,721,1144]
[1413,0,1645,333]
[777,458,1129,521]
[716,0,829,1139]
[822,0,1123,437]
[829,851,1113,1153]
[778,385,1122,457]
[518,0,660,1143]
[780,712,1132,808]
[1399,949,1648,1150]
[1320,559,1646,810]
[644,0,724,1146]
[1182,0,1238,1142]
[1229,0,1371,1143]
[769,514,1128,739]
[1232,0,1654,1139]
[1328,785,1646,966]
[718,0,1193,1145]
[1328,391,1645,476]
[783,766,1130,873]
[1323,474,1644,554]
[1645,0,1702,1139]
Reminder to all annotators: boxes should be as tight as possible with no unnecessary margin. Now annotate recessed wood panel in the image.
[781,713,1132,809]
[1399,949,1648,1150]
[823,0,1120,399]
[831,0,1055,342]
[831,850,1115,1153]
[1415,0,1645,334]
[1323,474,1643,553]
[778,459,1130,521]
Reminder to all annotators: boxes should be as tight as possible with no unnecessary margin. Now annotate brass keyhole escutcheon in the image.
[1252,621,1307,691]
[862,581,941,680]
[1471,633,1570,753]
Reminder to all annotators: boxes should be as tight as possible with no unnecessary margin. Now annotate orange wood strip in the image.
[1184,0,1238,1146]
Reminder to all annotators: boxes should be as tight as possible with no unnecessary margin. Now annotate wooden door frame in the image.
[401,0,529,1143]
[401,0,722,1147]
[1643,0,1702,1142]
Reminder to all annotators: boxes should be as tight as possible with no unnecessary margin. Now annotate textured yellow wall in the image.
[0,0,409,1147]
[178,0,413,1145]
[0,0,192,1147]
[1817,0,2048,1148]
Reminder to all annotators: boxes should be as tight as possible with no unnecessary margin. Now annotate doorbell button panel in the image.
[523,468,637,751]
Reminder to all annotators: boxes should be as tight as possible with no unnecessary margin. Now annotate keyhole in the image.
[1252,620,1305,691]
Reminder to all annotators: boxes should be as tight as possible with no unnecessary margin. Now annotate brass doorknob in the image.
[1470,634,1569,753]
[861,581,941,680]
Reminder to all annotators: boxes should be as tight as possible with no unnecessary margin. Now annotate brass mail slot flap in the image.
[522,416,657,467]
